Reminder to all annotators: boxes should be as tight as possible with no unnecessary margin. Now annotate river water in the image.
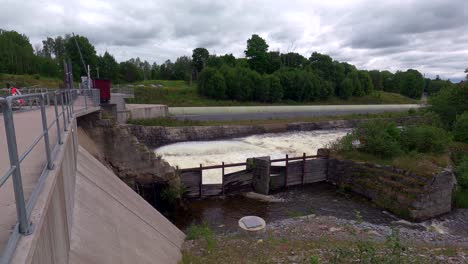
[154,130,468,238]
[155,130,349,184]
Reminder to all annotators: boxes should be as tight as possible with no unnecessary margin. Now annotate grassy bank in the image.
[127,111,413,127]
[126,80,419,107]
[0,73,65,88]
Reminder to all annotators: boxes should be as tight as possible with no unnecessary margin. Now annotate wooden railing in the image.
[177,154,323,198]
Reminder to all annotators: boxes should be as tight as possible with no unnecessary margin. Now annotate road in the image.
[169,104,422,121]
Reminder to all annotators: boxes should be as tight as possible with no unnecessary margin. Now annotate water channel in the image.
[155,130,468,237]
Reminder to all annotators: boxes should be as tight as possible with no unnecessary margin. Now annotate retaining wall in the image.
[326,158,456,221]
[126,116,420,148]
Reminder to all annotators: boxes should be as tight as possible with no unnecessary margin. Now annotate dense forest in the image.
[0,29,456,102]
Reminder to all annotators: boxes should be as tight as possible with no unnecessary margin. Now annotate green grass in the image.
[126,80,419,107]
[0,73,66,88]
[127,111,413,127]
[185,223,216,252]
[334,149,450,176]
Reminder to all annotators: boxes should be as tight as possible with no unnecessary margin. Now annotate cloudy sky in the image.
[1,0,467,81]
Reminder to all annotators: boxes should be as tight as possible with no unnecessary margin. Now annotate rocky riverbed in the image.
[182,214,468,263]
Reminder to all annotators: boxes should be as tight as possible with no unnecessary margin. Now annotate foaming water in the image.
[155,130,348,184]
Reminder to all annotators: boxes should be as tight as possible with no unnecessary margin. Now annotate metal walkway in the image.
[0,90,100,262]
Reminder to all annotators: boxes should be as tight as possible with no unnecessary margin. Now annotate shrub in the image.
[429,85,468,128]
[455,157,468,189]
[354,120,402,158]
[453,112,468,143]
[400,125,451,153]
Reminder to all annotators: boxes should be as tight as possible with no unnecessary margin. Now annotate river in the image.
[155,129,349,184]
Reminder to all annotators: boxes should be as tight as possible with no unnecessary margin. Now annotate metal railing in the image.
[110,87,134,97]
[0,88,99,263]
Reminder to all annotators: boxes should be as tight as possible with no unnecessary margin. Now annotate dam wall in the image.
[126,116,421,148]
[10,115,185,264]
[11,121,79,263]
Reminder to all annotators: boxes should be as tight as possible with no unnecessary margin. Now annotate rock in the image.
[242,192,285,203]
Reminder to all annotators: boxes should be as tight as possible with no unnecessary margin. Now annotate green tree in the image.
[348,70,363,96]
[430,85,468,128]
[97,51,119,81]
[338,77,354,99]
[381,70,396,92]
[358,71,374,94]
[0,29,36,74]
[268,74,283,102]
[281,52,307,69]
[173,56,192,81]
[65,34,98,80]
[397,69,425,99]
[309,52,334,82]
[369,70,383,90]
[245,34,269,74]
[119,61,143,83]
[192,48,209,78]
[453,112,468,143]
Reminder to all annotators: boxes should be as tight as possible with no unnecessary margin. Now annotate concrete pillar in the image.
[248,157,271,195]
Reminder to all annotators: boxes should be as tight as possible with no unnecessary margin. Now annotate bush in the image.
[456,157,468,189]
[453,112,468,143]
[429,85,468,128]
[354,120,402,158]
[400,125,451,153]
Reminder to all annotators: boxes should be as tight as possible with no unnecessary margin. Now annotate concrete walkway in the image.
[170,104,422,121]
[0,97,98,254]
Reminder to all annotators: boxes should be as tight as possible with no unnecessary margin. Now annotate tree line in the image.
[0,29,192,83]
[0,29,456,101]
[196,34,457,102]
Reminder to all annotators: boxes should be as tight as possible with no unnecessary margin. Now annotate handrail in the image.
[0,88,100,263]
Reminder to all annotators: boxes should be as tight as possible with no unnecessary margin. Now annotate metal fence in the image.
[110,87,134,97]
[0,88,99,263]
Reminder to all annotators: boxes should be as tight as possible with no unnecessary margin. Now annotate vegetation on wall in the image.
[331,82,468,207]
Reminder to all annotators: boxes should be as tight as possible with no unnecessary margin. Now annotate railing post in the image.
[199,164,203,198]
[69,90,74,117]
[285,154,289,188]
[302,153,306,185]
[40,94,54,170]
[3,99,32,235]
[84,89,88,109]
[54,93,63,145]
[61,92,68,131]
[221,162,225,195]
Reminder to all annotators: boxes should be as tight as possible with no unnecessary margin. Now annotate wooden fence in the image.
[178,154,328,198]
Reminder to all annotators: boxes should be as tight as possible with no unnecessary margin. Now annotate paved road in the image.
[170,104,422,121]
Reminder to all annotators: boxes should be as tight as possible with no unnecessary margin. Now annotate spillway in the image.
[155,130,348,184]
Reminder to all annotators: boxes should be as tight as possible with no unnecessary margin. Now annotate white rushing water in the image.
[155,130,349,184]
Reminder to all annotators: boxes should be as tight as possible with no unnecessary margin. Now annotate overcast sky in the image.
[1,0,467,81]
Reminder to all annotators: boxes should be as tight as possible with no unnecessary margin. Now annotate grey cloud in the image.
[0,0,467,80]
